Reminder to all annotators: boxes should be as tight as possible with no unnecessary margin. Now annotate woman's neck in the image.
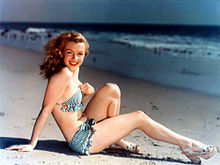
[72,67,79,78]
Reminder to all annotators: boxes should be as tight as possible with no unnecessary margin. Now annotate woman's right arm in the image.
[6,69,72,151]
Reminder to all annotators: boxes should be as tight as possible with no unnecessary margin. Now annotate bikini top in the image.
[56,87,84,112]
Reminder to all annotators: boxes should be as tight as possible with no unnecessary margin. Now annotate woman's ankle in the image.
[179,139,192,149]
[179,138,204,151]
[115,139,127,148]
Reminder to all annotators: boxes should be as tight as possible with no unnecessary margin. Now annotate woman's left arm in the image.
[79,82,95,104]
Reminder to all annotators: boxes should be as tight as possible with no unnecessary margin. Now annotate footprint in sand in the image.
[0,112,5,117]
[152,105,159,110]
[149,102,159,110]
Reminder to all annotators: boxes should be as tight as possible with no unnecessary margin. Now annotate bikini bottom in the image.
[68,119,96,155]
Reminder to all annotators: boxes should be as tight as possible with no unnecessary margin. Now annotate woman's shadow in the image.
[1,137,194,164]
[0,136,76,155]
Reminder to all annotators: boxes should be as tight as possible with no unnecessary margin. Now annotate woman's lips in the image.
[70,62,78,66]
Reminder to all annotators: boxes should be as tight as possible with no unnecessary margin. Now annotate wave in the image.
[111,33,220,59]
[81,30,220,60]
[1,27,220,60]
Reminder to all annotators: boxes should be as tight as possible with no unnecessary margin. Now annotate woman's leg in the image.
[84,83,121,121]
[89,110,202,154]
[84,83,127,148]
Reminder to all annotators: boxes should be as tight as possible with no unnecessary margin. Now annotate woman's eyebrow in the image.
[65,49,73,51]
[65,49,84,53]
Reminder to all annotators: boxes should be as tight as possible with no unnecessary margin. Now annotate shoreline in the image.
[1,28,220,97]
[0,45,219,165]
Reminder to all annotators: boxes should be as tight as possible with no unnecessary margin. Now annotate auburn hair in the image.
[40,31,89,79]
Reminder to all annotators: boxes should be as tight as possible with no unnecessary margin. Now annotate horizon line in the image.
[1,21,220,28]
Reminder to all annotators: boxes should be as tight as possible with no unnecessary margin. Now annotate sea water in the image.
[0,24,220,96]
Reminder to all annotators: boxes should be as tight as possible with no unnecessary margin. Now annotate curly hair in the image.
[40,31,89,79]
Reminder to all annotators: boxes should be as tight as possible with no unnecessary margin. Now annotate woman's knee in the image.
[134,110,150,123]
[103,83,121,98]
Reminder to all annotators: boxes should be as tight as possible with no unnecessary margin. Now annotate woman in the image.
[6,31,216,164]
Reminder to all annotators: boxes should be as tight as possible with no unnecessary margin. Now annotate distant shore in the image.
[1,22,220,35]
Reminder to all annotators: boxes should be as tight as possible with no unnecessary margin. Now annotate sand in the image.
[0,45,219,165]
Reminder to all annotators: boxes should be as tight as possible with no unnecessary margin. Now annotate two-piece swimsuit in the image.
[56,87,96,155]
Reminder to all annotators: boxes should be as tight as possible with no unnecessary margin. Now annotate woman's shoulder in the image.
[50,67,73,81]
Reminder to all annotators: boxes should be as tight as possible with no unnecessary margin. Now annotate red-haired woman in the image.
[6,31,216,164]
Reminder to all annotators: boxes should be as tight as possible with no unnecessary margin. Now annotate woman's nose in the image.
[72,54,77,60]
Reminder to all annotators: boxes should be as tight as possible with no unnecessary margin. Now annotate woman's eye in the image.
[78,53,83,56]
[66,51,73,55]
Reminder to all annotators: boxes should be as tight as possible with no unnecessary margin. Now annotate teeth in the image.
[70,62,77,65]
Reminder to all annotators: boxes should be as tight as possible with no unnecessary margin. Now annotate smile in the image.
[70,62,78,66]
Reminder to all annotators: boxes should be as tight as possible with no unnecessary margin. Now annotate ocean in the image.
[1,22,220,96]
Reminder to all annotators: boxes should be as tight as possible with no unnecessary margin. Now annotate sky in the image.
[1,0,220,26]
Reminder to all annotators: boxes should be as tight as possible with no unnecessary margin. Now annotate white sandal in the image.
[108,141,140,153]
[181,142,216,164]
[124,141,140,153]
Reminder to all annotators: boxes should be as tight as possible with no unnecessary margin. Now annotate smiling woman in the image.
[5,31,216,164]
[39,32,89,79]
[63,42,86,72]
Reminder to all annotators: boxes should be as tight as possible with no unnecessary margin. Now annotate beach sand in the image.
[0,45,219,165]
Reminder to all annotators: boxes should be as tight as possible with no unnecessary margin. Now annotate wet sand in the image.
[0,45,219,165]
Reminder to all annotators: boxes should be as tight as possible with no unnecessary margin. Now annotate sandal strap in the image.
[181,141,194,154]
[181,142,201,164]
[125,141,140,153]
[108,142,140,153]
[182,144,215,155]
[198,145,215,155]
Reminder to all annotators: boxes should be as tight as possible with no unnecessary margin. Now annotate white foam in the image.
[1,29,220,60]
[26,27,47,33]
[110,33,220,59]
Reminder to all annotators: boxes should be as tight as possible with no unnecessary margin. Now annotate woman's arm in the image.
[29,105,54,148]
[6,69,72,151]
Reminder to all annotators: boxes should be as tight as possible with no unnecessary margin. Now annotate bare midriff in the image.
[52,105,88,143]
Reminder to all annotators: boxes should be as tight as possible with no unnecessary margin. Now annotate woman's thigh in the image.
[84,83,121,121]
[89,111,144,153]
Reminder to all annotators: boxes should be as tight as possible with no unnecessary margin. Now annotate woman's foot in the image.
[180,140,216,164]
[124,141,140,153]
[109,140,140,153]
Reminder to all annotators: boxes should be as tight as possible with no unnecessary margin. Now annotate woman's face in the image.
[63,41,86,72]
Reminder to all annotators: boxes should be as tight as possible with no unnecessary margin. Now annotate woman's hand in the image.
[5,144,34,152]
[79,83,95,104]
[79,83,95,96]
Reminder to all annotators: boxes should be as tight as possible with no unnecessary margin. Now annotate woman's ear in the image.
[85,50,89,57]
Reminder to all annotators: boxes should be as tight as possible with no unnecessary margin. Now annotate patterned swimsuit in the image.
[57,87,96,155]
[56,87,84,112]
